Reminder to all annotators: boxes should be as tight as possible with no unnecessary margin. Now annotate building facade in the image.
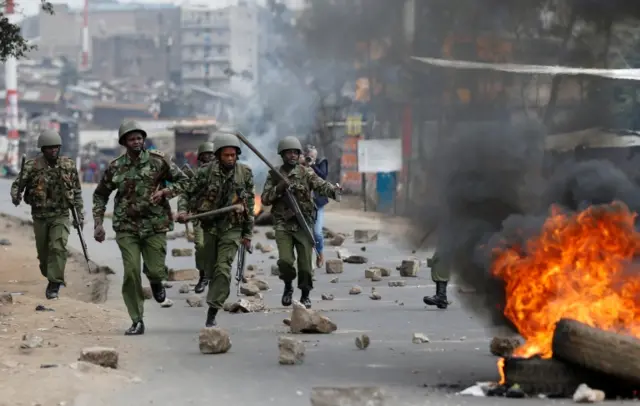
[180,3,259,89]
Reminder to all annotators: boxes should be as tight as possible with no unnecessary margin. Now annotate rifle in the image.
[235,243,253,295]
[183,204,244,222]
[226,130,330,256]
[14,154,26,205]
[70,204,92,273]
[181,163,196,178]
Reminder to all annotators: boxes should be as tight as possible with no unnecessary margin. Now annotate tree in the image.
[0,0,53,61]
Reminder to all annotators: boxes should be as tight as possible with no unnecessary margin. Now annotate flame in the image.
[254,195,262,216]
[497,358,505,384]
[491,202,640,361]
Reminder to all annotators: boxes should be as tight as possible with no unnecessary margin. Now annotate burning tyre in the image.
[502,357,590,397]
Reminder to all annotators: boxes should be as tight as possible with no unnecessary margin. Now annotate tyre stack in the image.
[503,319,640,398]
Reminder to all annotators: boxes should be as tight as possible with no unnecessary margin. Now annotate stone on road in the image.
[79,347,119,369]
[278,336,305,365]
[199,328,232,354]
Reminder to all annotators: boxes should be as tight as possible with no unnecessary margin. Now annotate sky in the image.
[14,0,260,18]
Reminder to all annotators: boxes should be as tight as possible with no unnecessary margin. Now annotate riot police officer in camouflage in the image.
[92,120,189,336]
[261,136,340,309]
[10,129,84,300]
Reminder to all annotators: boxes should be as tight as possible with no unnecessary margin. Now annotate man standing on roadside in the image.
[92,120,188,336]
[178,141,216,294]
[262,136,340,309]
[10,129,84,300]
[176,133,254,328]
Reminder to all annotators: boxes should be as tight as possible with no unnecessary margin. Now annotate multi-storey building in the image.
[180,3,259,90]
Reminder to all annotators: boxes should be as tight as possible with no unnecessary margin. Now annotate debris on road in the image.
[290,300,337,334]
[349,286,362,295]
[310,387,385,406]
[159,299,174,308]
[369,288,381,301]
[364,268,381,280]
[186,296,203,307]
[355,334,370,350]
[278,336,305,365]
[224,297,266,313]
[325,259,343,274]
[329,277,339,283]
[329,234,345,246]
[168,268,199,281]
[0,292,12,305]
[259,244,274,253]
[388,280,406,287]
[141,287,152,300]
[20,333,44,353]
[252,279,270,291]
[321,293,334,301]
[458,382,496,397]
[240,283,261,297]
[573,384,605,403]
[398,259,419,277]
[412,333,429,344]
[353,230,379,243]
[79,347,119,369]
[199,328,232,354]
[336,248,351,259]
[344,255,367,264]
[271,265,280,276]
[171,248,193,257]
[490,336,521,357]
[283,318,291,326]
[162,281,173,288]
[265,230,276,240]
[178,284,191,294]
[0,238,12,246]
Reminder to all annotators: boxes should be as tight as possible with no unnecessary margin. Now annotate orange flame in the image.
[492,202,640,359]
[497,358,506,384]
[254,195,262,216]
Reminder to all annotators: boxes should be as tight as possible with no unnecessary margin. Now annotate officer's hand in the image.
[275,180,288,194]
[176,212,188,224]
[73,217,85,230]
[241,238,251,250]
[11,196,20,206]
[150,189,170,204]
[94,225,106,243]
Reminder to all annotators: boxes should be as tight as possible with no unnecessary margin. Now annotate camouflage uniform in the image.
[179,134,254,327]
[10,130,83,300]
[179,141,216,294]
[92,121,188,329]
[261,136,337,309]
[423,252,450,309]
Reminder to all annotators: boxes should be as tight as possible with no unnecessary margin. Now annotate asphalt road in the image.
[0,179,583,406]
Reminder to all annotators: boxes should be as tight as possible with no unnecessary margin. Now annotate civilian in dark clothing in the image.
[302,145,329,267]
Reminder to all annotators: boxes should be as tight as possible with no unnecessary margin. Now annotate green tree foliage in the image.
[0,0,53,61]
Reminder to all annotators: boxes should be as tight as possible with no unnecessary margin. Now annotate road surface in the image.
[0,179,582,406]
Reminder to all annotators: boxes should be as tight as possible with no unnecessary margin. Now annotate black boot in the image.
[150,282,166,303]
[125,320,145,336]
[281,281,294,307]
[423,281,449,309]
[45,282,61,300]
[205,307,218,328]
[300,288,312,309]
[194,270,209,294]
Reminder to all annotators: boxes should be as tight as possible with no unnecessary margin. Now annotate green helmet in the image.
[277,136,302,154]
[213,133,242,155]
[197,141,215,156]
[118,120,147,146]
[37,129,62,148]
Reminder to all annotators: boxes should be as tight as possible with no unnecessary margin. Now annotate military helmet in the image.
[118,120,147,146]
[277,136,302,154]
[37,129,62,148]
[213,133,242,155]
[197,141,215,156]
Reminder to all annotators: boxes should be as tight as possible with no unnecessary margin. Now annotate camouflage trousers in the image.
[193,223,206,272]
[33,215,70,284]
[116,232,168,323]
[274,228,314,291]
[431,263,450,283]
[203,227,242,309]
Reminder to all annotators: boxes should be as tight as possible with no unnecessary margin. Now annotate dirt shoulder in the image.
[0,214,141,406]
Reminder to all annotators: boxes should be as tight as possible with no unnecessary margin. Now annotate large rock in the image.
[78,347,119,369]
[171,248,193,257]
[329,234,345,246]
[226,298,266,313]
[364,268,381,280]
[252,279,270,291]
[325,259,343,274]
[353,230,379,243]
[168,268,199,281]
[199,328,232,354]
[344,255,368,264]
[310,387,386,406]
[240,283,261,297]
[186,296,203,307]
[336,248,351,259]
[278,336,305,365]
[290,301,337,334]
[0,292,12,305]
[265,230,276,240]
[398,259,419,277]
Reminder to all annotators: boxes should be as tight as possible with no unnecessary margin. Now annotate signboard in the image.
[357,139,402,173]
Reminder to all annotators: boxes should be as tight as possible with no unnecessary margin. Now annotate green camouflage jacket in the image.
[261,165,336,232]
[179,160,254,239]
[92,150,188,236]
[10,155,83,220]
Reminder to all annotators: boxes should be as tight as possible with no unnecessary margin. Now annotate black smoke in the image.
[414,120,640,332]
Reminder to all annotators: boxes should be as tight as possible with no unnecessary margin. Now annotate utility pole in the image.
[4,0,20,169]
